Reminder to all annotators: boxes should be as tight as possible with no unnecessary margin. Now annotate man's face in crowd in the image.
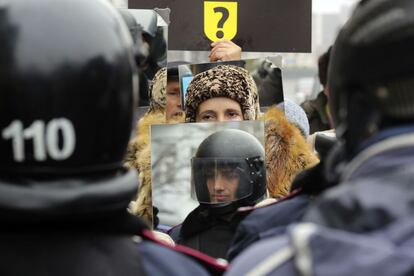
[196,97,243,122]
[206,167,240,203]
[166,78,182,120]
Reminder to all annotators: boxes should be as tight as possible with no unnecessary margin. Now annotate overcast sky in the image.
[313,0,358,13]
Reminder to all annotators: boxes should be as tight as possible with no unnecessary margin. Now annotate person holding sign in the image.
[169,129,266,260]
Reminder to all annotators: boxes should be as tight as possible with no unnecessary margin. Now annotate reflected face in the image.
[166,79,182,120]
[196,97,243,122]
[206,168,240,203]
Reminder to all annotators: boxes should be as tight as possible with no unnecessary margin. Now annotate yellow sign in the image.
[204,1,238,42]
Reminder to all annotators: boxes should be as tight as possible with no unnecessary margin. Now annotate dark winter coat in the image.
[169,205,248,260]
[227,192,310,261]
[226,129,414,276]
[0,169,215,276]
[227,219,414,276]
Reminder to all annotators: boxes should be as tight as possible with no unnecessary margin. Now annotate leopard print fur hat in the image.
[184,65,260,122]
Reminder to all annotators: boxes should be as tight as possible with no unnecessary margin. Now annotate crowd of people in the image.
[1,0,414,275]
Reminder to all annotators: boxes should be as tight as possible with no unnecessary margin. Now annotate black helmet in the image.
[0,0,140,177]
[129,9,158,38]
[118,8,148,67]
[329,0,414,157]
[117,9,151,107]
[191,129,266,212]
[129,9,167,80]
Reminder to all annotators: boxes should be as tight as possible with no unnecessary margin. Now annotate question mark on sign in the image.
[204,2,237,42]
[214,7,229,39]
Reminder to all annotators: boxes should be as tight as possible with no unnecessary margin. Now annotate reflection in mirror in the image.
[151,120,265,259]
[151,120,264,226]
[123,9,169,107]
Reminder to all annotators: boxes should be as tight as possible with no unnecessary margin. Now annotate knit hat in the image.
[277,100,310,138]
[184,65,260,122]
[148,67,167,113]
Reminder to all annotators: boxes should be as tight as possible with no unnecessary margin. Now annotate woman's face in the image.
[196,97,243,122]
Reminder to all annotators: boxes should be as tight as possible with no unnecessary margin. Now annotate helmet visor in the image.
[191,158,252,205]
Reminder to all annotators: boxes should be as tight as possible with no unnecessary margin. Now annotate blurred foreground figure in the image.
[226,101,319,261]
[0,0,224,275]
[227,0,414,275]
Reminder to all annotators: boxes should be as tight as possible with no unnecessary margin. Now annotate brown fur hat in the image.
[184,65,260,122]
[264,107,319,198]
[148,67,167,113]
[124,111,166,225]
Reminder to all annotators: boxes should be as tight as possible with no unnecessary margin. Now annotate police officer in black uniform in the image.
[0,0,222,275]
[169,129,266,260]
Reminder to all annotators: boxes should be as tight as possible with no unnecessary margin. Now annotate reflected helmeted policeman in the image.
[227,0,414,275]
[0,0,221,275]
[169,129,266,260]
[118,9,167,107]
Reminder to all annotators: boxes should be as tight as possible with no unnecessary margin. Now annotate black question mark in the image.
[214,7,229,39]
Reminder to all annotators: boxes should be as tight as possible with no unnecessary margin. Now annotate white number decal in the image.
[2,119,76,162]
[23,121,47,161]
[47,119,76,160]
[2,121,24,162]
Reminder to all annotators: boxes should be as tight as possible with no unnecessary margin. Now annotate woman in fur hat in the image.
[185,65,260,123]
[184,64,318,200]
